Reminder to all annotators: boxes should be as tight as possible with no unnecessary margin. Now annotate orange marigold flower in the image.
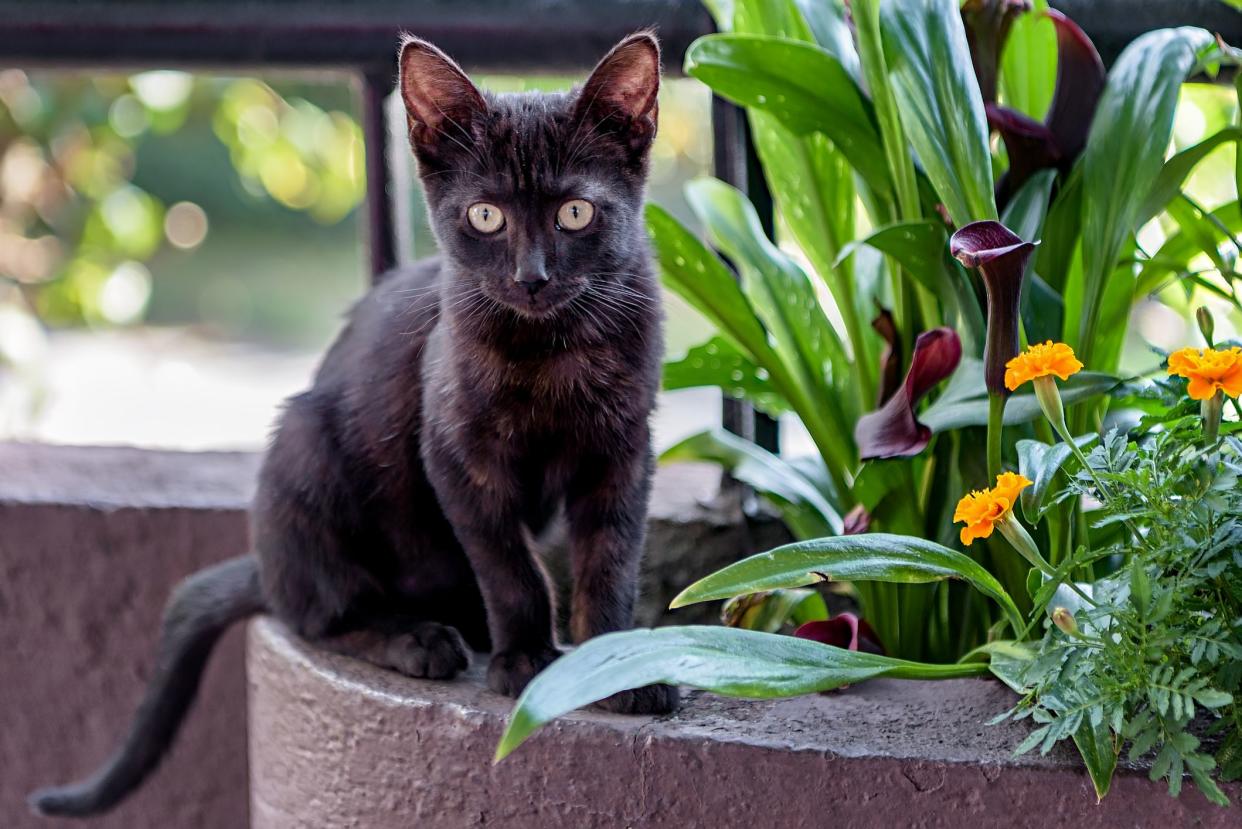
[1166,346,1242,401]
[1004,341,1084,391]
[953,472,1033,546]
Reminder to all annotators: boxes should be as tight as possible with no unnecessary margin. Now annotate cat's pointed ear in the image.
[398,36,487,157]
[572,32,661,153]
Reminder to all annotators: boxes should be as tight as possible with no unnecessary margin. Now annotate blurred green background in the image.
[0,69,716,447]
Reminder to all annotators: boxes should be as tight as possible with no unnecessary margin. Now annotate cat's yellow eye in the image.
[557,199,595,231]
[467,203,505,234]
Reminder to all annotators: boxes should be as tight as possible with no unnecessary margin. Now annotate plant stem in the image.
[987,393,1006,480]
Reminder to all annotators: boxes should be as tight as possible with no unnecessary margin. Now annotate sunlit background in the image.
[0,70,1238,454]
[0,69,717,450]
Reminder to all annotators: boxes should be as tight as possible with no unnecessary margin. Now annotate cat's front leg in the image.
[566,447,679,715]
[423,438,559,697]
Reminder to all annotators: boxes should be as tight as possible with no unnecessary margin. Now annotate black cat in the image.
[31,31,678,819]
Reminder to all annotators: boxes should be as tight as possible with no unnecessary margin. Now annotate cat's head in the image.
[398,33,660,319]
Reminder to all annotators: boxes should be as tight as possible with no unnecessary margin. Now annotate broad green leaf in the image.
[999,0,1057,119]
[879,0,997,224]
[791,0,860,78]
[1002,168,1055,248]
[686,178,853,450]
[724,588,828,632]
[684,34,891,199]
[663,336,789,419]
[1035,165,1082,295]
[837,219,985,349]
[670,532,1024,634]
[1078,26,1213,363]
[662,428,842,538]
[646,203,771,363]
[921,358,1119,433]
[1136,126,1242,227]
[495,626,991,760]
[747,114,867,409]
[1015,436,1095,523]
[1073,719,1119,802]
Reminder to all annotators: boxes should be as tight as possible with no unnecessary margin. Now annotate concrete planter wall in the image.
[0,442,781,828]
[248,617,1239,828]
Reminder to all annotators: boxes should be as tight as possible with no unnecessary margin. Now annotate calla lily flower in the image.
[872,307,902,405]
[794,613,885,655]
[855,327,962,459]
[987,10,1105,205]
[961,0,1032,103]
[950,221,1038,396]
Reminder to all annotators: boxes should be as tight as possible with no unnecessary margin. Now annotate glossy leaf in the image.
[998,0,1056,119]
[663,336,789,419]
[670,532,1024,634]
[684,34,891,198]
[495,626,990,760]
[1015,435,1094,522]
[662,428,843,538]
[686,178,853,448]
[1077,26,1213,363]
[921,357,1118,432]
[880,0,997,224]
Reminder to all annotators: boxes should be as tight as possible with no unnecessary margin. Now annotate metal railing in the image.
[2,0,1239,453]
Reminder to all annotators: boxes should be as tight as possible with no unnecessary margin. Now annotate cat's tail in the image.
[29,554,265,819]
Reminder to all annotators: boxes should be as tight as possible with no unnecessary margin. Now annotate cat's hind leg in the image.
[315,616,470,679]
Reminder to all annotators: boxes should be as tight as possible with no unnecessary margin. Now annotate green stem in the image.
[987,393,1006,480]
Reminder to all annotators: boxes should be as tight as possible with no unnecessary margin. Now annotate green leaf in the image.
[1073,718,1119,802]
[835,220,984,349]
[670,532,1024,634]
[1077,26,1214,363]
[1135,200,1242,296]
[686,178,854,455]
[920,358,1119,432]
[879,0,997,224]
[1136,126,1242,228]
[1016,435,1096,522]
[725,588,828,632]
[999,0,1057,120]
[662,428,843,538]
[684,34,891,199]
[495,626,990,760]
[663,336,789,419]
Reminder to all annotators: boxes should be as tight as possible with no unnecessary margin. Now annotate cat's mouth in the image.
[492,281,586,320]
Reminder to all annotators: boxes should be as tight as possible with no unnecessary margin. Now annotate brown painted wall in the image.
[0,443,259,829]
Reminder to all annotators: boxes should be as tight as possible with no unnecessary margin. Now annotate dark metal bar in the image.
[0,0,713,74]
[361,70,399,279]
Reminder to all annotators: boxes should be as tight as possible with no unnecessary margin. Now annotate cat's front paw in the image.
[385,622,470,679]
[487,647,561,697]
[593,683,680,715]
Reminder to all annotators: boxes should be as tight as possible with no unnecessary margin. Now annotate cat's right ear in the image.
[398,36,487,159]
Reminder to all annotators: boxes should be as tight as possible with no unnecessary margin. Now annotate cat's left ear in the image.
[572,32,661,153]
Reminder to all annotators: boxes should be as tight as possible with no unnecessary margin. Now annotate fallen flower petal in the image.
[794,613,885,655]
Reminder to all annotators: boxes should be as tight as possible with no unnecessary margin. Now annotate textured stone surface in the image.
[250,617,1240,829]
[1,442,776,827]
[0,443,256,829]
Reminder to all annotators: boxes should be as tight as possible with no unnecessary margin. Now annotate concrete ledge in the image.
[248,618,1239,828]
[2,442,785,828]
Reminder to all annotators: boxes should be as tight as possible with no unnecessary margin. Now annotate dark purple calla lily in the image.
[961,0,1032,103]
[855,327,963,459]
[950,221,1038,396]
[988,10,1105,205]
[794,613,885,655]
[872,307,902,406]
[843,504,872,536]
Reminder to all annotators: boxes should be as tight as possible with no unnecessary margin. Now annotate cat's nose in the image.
[514,256,549,295]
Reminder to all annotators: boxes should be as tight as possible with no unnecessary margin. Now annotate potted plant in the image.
[495,0,1242,805]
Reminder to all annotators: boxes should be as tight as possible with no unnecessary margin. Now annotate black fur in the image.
[31,32,677,819]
